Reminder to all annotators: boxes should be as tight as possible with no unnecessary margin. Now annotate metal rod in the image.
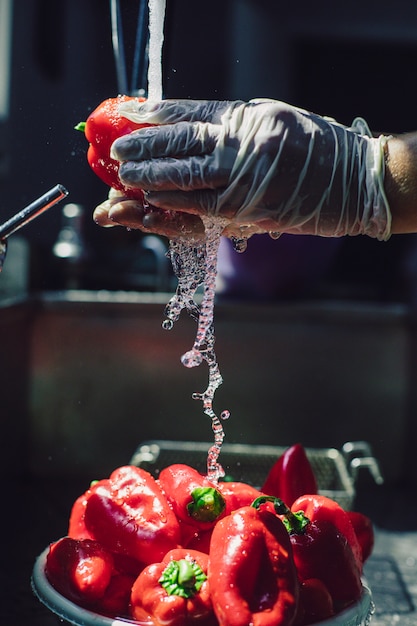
[0,184,69,239]
[110,0,128,94]
[110,0,149,95]
[131,0,149,94]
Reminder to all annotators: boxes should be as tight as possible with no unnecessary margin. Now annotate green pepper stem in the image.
[74,122,86,133]
[159,559,207,599]
[187,486,226,523]
[251,495,310,534]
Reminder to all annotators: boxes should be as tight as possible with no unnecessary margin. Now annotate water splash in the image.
[231,236,248,253]
[269,231,281,240]
[163,217,229,482]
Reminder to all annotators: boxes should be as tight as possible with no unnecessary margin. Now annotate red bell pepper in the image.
[45,537,114,607]
[68,480,100,541]
[82,465,181,565]
[69,484,144,577]
[179,480,266,553]
[291,494,363,571]
[158,464,226,530]
[261,444,317,506]
[217,480,266,515]
[295,579,334,625]
[180,524,213,554]
[99,572,137,618]
[347,510,374,563]
[158,472,265,551]
[76,95,150,199]
[270,497,362,615]
[130,548,214,626]
[69,481,144,570]
[46,537,138,618]
[208,501,299,626]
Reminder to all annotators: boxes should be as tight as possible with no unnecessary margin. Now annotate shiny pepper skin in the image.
[273,497,363,617]
[81,466,181,565]
[208,504,299,626]
[77,95,150,198]
[289,519,362,614]
[217,480,266,516]
[291,494,363,572]
[68,480,100,541]
[262,444,317,507]
[179,481,268,554]
[98,572,137,618]
[158,464,226,530]
[347,510,375,563]
[294,578,334,625]
[45,537,114,607]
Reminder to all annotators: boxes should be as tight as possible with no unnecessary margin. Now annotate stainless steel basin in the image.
[0,290,414,485]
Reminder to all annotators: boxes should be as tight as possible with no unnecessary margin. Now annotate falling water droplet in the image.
[162,319,173,330]
[231,237,248,253]
[181,348,203,368]
[269,231,281,240]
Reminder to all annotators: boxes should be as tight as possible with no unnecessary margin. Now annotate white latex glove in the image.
[104,98,392,240]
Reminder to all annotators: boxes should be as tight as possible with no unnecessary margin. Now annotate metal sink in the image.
[1,290,415,486]
[364,529,417,625]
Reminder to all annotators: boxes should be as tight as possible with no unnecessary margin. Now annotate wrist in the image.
[384,134,417,233]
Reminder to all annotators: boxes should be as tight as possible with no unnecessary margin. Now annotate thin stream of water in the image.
[147,0,166,102]
[163,217,230,482]
[148,0,229,480]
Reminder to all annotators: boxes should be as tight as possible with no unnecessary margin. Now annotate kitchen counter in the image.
[365,530,417,625]
[3,475,416,625]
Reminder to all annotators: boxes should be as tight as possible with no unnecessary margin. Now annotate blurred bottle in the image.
[0,236,29,297]
[53,203,89,289]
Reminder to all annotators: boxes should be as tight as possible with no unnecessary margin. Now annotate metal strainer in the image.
[130,439,383,510]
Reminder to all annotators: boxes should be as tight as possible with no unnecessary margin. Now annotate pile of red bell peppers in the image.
[44,444,374,626]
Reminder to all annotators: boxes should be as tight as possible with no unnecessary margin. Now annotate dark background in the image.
[2,4,417,624]
[1,0,417,300]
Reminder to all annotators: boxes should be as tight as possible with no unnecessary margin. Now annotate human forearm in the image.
[384,133,417,234]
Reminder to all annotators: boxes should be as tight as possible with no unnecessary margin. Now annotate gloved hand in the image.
[94,98,392,241]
